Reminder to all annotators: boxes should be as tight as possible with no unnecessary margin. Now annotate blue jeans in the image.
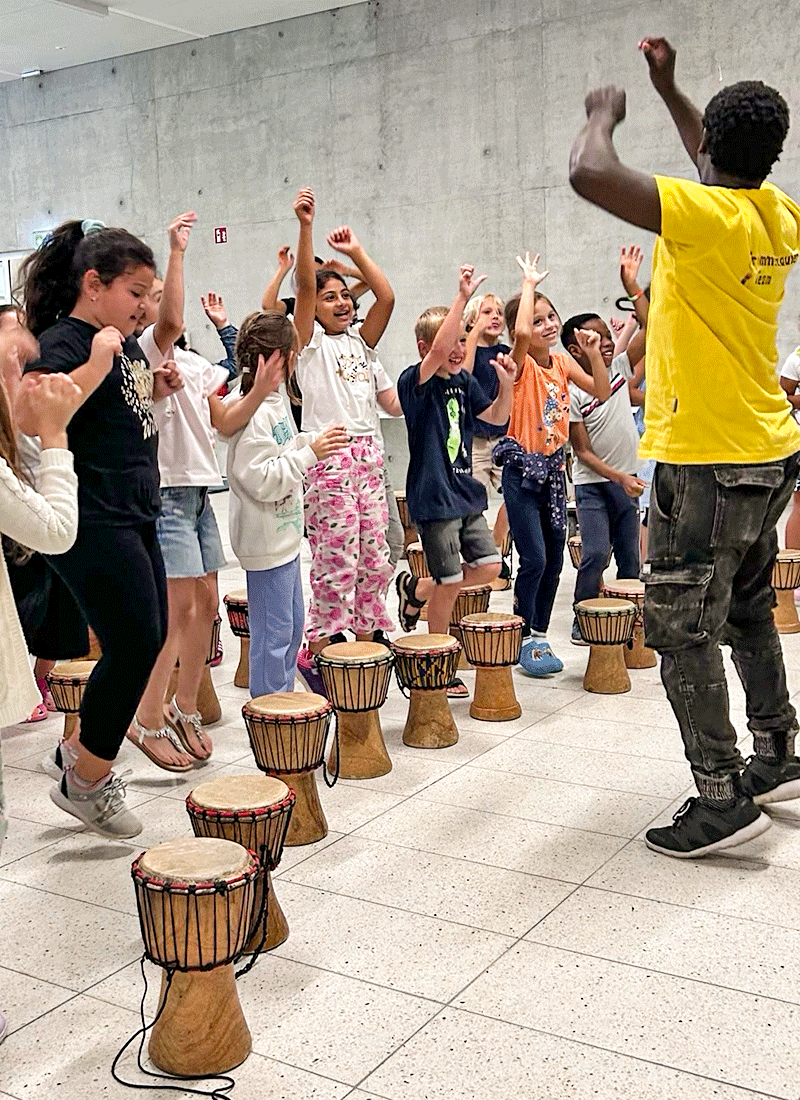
[246,556,305,697]
[574,481,640,605]
[501,465,565,635]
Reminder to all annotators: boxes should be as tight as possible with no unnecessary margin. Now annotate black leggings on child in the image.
[47,523,168,762]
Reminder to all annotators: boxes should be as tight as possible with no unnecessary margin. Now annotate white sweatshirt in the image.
[0,448,78,728]
[226,392,317,571]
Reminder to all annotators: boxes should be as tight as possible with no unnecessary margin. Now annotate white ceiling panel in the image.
[0,0,365,82]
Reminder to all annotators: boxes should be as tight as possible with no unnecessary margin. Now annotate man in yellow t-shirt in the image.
[569,37,800,858]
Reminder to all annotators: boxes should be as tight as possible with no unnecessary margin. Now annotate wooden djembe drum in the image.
[406,542,430,621]
[458,613,524,721]
[449,584,491,670]
[773,549,800,634]
[46,661,96,739]
[602,578,656,669]
[391,633,461,748]
[575,598,637,694]
[394,491,418,555]
[224,590,250,688]
[317,642,395,779]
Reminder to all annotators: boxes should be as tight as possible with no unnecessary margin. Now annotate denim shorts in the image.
[418,513,500,584]
[156,486,227,578]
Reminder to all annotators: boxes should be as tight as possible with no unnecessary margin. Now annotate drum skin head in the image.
[604,579,645,599]
[392,633,459,652]
[139,837,251,881]
[576,598,635,613]
[247,692,330,716]
[322,642,391,662]
[460,613,524,628]
[224,590,248,603]
[190,774,289,810]
[50,660,95,678]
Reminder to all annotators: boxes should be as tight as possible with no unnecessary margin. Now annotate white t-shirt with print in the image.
[139,326,228,488]
[295,322,393,442]
[569,352,640,485]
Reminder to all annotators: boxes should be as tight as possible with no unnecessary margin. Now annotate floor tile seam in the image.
[350,1002,455,1097]
[1,988,86,1038]
[508,936,800,1009]
[275,874,533,938]
[454,760,684,801]
[451,1004,789,1100]
[504,729,690,765]
[0,962,76,994]
[0,874,140,918]
[411,792,665,839]
[273,834,347,876]
[302,829,585,886]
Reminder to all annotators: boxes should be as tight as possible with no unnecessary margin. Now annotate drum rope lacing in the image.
[316,654,394,782]
[392,649,460,697]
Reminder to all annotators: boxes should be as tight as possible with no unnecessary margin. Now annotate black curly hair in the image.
[703,80,789,183]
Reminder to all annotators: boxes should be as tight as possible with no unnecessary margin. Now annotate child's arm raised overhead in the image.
[153,211,197,354]
[419,265,486,386]
[208,350,283,436]
[292,188,318,353]
[326,226,395,349]
[619,244,648,367]
[261,245,294,313]
[510,252,549,372]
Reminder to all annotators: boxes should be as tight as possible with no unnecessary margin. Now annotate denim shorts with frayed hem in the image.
[156,486,227,578]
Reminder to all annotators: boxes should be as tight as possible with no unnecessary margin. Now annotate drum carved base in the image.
[328,711,392,778]
[774,589,800,634]
[63,714,78,740]
[403,689,458,748]
[149,964,251,1077]
[449,627,473,671]
[282,771,328,846]
[235,637,250,689]
[167,666,221,726]
[623,626,657,669]
[245,869,289,953]
[583,645,631,694]
[470,667,521,722]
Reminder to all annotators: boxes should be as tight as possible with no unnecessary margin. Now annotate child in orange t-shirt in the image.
[494,252,609,675]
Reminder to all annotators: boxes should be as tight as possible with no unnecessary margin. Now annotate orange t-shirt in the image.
[508,351,571,455]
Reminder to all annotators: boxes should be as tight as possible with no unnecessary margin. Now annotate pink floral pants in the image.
[304,436,394,640]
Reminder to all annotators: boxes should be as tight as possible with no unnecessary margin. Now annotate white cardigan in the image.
[0,449,78,727]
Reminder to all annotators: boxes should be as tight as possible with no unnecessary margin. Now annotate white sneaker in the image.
[50,769,142,839]
[41,739,79,781]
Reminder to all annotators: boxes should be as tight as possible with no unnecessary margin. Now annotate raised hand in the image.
[14,372,84,444]
[293,188,315,224]
[458,264,488,301]
[277,245,294,271]
[168,211,198,254]
[311,424,351,461]
[516,250,550,288]
[152,359,184,401]
[201,292,228,329]
[251,349,285,399]
[609,316,627,336]
[491,351,516,384]
[638,37,676,94]
[619,244,644,294]
[88,326,123,377]
[584,86,626,126]
[326,225,362,257]
[575,328,602,354]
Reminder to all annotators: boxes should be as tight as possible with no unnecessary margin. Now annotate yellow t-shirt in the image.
[640,175,800,464]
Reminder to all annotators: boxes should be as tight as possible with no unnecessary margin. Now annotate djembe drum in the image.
[450,584,491,670]
[46,660,95,739]
[602,578,656,669]
[243,692,332,846]
[391,633,460,748]
[132,837,257,1077]
[773,549,800,634]
[224,590,250,688]
[186,774,295,952]
[575,598,637,694]
[459,613,524,721]
[406,542,430,622]
[317,642,394,778]
[567,535,583,569]
[394,491,418,554]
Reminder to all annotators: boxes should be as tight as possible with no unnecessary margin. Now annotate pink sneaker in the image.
[296,648,328,698]
[36,676,57,712]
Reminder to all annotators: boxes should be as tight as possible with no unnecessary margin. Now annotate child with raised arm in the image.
[225,311,348,696]
[494,252,610,676]
[291,188,400,693]
[395,266,514,695]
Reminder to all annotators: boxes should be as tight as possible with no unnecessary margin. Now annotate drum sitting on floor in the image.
[394,491,418,554]
[132,837,257,1078]
[459,613,524,721]
[602,578,656,669]
[243,692,332,846]
[224,590,250,688]
[567,535,583,569]
[772,550,800,634]
[317,642,394,779]
[186,774,295,953]
[166,616,221,726]
[391,633,460,749]
[449,584,492,670]
[46,660,96,740]
[575,598,637,694]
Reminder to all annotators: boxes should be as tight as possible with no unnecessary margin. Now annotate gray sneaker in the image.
[50,770,142,839]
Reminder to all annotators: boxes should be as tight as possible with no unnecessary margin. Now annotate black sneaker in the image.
[570,618,589,647]
[329,632,347,646]
[372,630,391,646]
[741,755,800,805]
[645,795,771,858]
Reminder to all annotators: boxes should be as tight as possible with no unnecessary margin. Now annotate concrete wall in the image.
[2,0,800,476]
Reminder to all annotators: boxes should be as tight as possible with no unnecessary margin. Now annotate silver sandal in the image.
[166,696,212,761]
[128,716,194,773]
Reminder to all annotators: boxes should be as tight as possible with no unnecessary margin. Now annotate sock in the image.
[67,766,111,793]
[529,631,547,641]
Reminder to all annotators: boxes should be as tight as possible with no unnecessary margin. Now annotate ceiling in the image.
[0,0,365,82]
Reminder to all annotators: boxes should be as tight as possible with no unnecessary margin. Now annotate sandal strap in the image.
[169,696,206,740]
[131,715,184,753]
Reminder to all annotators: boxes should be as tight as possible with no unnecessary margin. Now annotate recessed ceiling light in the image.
[55,45,66,50]
[21,69,42,78]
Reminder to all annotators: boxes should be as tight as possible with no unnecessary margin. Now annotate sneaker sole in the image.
[49,785,143,840]
[645,811,771,858]
[753,777,800,805]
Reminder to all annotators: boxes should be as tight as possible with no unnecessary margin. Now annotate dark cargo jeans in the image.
[643,456,800,802]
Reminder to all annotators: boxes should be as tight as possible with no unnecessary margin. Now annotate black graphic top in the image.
[472,343,510,439]
[398,364,490,523]
[28,317,160,525]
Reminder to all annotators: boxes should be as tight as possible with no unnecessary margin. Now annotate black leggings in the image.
[47,523,168,762]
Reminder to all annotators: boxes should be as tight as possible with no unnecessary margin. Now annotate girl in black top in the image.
[21,220,182,839]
